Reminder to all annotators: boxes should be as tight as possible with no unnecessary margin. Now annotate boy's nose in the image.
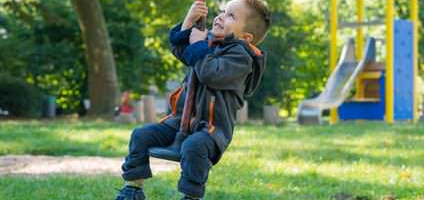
[214,14,224,23]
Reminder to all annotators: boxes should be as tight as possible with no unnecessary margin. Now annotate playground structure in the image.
[297,0,420,124]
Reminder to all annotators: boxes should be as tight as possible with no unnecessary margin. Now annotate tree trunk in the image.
[72,0,119,117]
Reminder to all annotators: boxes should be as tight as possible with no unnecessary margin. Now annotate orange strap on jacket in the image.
[169,87,184,116]
[159,87,184,123]
[208,96,216,134]
[247,42,263,56]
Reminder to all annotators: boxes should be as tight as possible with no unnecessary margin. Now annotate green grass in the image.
[0,119,133,156]
[0,120,423,200]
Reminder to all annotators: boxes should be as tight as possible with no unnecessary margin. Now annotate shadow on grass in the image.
[0,119,423,200]
[232,123,424,168]
[204,172,422,200]
[202,161,423,200]
[241,120,424,135]
[278,147,424,167]
[143,162,423,200]
[0,174,122,200]
[230,142,424,169]
[0,167,421,200]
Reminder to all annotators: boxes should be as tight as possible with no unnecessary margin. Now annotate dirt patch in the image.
[0,155,179,176]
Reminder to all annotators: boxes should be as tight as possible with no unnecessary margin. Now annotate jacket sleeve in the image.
[169,23,192,65]
[182,40,213,66]
[193,44,253,90]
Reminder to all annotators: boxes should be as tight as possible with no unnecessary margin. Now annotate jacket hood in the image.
[241,42,266,98]
[208,33,266,98]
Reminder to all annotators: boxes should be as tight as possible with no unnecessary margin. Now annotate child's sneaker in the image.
[181,196,203,200]
[114,185,146,200]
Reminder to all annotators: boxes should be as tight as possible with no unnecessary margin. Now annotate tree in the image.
[71,0,119,117]
[1,0,421,117]
[0,0,87,114]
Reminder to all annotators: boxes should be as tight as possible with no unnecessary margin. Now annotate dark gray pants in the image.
[121,123,219,198]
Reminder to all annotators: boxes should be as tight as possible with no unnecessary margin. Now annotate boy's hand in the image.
[189,28,208,44]
[182,1,208,30]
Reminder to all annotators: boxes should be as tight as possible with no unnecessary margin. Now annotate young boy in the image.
[114,0,270,199]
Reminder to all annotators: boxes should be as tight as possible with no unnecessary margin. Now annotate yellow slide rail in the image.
[385,0,394,124]
[411,0,419,122]
[329,0,338,124]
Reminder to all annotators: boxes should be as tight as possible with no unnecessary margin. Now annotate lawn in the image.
[0,119,423,200]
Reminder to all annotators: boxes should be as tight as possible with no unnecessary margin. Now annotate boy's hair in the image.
[242,0,271,45]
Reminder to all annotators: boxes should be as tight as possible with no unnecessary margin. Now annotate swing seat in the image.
[148,131,188,162]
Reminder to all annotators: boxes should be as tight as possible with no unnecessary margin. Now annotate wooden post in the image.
[133,99,144,123]
[143,95,156,123]
[263,105,279,125]
[237,101,248,124]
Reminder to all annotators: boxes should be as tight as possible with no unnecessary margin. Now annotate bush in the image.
[0,74,42,117]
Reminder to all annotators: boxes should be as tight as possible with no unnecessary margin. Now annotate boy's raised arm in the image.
[169,1,208,65]
[169,24,191,65]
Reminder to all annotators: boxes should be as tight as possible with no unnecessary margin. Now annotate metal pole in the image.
[355,0,365,99]
[385,0,394,124]
[330,0,338,124]
[356,0,364,59]
[411,0,419,122]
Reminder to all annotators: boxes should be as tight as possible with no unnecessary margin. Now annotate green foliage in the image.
[0,0,86,114]
[0,73,42,117]
[249,0,329,117]
[124,0,195,87]
[0,0,422,117]
[102,0,180,94]
[0,0,190,114]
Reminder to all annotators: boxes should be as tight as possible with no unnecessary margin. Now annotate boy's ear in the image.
[241,32,254,43]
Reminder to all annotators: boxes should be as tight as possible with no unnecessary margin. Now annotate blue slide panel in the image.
[393,20,414,120]
[338,76,385,120]
[338,102,385,120]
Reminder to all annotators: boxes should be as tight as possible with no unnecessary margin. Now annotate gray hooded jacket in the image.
[161,23,265,163]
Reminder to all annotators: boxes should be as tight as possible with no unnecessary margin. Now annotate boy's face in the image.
[211,0,249,39]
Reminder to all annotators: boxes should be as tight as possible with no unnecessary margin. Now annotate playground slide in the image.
[297,37,376,124]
